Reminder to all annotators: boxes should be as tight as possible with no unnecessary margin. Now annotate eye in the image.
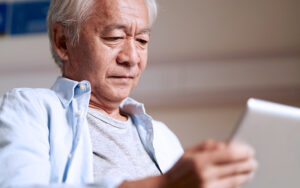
[137,38,148,45]
[102,36,124,41]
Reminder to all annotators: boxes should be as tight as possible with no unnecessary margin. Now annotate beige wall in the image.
[150,0,300,61]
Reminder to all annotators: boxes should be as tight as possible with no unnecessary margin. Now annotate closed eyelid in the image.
[101,24,151,36]
[136,32,150,41]
[102,36,123,40]
[101,26,123,35]
[137,28,151,35]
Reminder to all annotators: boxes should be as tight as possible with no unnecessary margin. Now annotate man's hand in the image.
[120,140,257,188]
[162,140,257,188]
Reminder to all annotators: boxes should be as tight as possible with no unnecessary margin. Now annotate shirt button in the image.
[68,154,72,159]
[76,109,82,116]
[79,84,86,91]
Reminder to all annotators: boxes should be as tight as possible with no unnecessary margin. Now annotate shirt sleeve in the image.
[152,120,184,173]
[0,89,147,188]
[0,89,128,188]
[0,89,51,187]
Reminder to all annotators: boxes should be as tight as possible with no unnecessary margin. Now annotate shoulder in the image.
[151,119,184,172]
[152,119,182,149]
[3,87,56,97]
[0,88,59,120]
[152,120,178,140]
[1,88,57,106]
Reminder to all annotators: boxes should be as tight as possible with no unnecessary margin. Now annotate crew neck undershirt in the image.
[87,107,161,181]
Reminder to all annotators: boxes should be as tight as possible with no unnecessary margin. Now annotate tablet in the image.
[231,98,300,188]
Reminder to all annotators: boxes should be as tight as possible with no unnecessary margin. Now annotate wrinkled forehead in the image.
[91,0,149,26]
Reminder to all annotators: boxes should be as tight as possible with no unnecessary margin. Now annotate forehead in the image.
[91,0,149,27]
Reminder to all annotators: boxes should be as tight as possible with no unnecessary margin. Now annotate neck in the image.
[89,94,128,122]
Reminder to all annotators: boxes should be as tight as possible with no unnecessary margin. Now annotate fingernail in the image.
[247,146,255,156]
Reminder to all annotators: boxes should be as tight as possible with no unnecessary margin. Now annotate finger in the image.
[209,143,255,164]
[209,173,253,188]
[212,159,258,179]
[195,140,225,152]
[187,140,217,153]
[199,140,219,150]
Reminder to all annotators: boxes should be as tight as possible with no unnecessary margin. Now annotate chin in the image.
[110,89,131,102]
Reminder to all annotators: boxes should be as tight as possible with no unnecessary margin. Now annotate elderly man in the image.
[0,0,256,187]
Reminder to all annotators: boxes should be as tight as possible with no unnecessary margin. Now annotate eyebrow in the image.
[102,24,151,35]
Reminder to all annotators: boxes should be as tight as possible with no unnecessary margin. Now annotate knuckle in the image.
[232,165,240,174]
[216,142,226,150]
[201,182,211,188]
[230,178,240,187]
[197,168,209,181]
[196,165,213,183]
[226,148,238,159]
[186,152,216,185]
[186,154,203,171]
[200,140,215,149]
[200,139,225,151]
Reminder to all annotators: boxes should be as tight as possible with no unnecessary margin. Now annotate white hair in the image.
[47,0,158,70]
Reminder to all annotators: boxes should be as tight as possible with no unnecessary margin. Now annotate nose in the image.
[116,39,140,67]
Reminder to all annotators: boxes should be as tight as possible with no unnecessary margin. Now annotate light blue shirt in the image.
[0,77,183,188]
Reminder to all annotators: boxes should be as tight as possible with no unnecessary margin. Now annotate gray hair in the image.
[47,0,158,70]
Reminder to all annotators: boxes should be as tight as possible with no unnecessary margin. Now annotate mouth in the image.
[109,75,134,79]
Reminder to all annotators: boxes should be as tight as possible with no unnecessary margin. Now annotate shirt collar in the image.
[51,77,91,108]
[51,77,145,115]
[120,97,147,115]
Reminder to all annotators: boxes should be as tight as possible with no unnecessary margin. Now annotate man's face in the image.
[64,0,149,103]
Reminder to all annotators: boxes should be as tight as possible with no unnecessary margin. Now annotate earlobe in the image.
[52,22,69,61]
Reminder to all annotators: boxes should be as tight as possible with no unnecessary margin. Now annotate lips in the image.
[108,73,136,79]
[109,75,134,79]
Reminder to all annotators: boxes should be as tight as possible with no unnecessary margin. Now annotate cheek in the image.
[67,43,96,73]
[140,51,148,71]
[89,46,117,71]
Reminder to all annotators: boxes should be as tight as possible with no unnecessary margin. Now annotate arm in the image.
[0,89,51,187]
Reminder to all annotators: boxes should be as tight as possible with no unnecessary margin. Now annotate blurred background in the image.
[0,0,300,148]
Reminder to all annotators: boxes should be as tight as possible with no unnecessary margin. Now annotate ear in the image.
[51,22,69,62]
